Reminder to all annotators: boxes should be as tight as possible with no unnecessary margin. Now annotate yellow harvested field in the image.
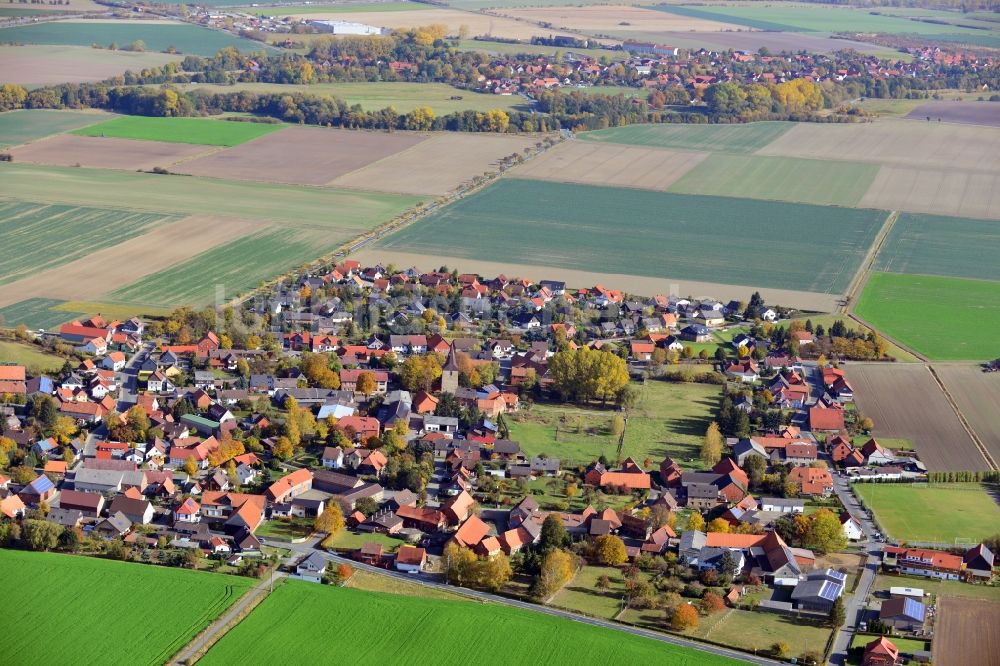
[330,132,539,196]
[174,126,427,186]
[0,45,179,88]
[510,141,708,191]
[9,135,217,171]
[294,8,584,41]
[499,6,745,33]
[356,249,839,311]
[756,119,1000,172]
[0,214,266,308]
[859,166,1000,220]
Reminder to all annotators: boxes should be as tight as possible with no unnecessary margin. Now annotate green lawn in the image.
[73,116,284,146]
[0,199,179,285]
[379,178,887,295]
[0,549,254,665]
[875,212,1000,283]
[0,21,272,56]
[853,482,1000,544]
[0,109,110,148]
[550,566,629,619]
[0,298,82,330]
[0,340,66,372]
[579,122,794,154]
[201,580,741,665]
[669,154,880,208]
[855,272,1000,360]
[256,517,313,540]
[344,569,467,602]
[872,573,1000,602]
[622,605,832,657]
[852,436,913,451]
[323,529,407,552]
[508,381,720,467]
[175,81,526,115]
[850,634,928,654]
[1,163,421,232]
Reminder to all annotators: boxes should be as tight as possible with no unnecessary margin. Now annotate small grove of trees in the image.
[531,548,576,600]
[775,508,848,555]
[547,347,630,404]
[442,542,512,592]
[593,534,628,566]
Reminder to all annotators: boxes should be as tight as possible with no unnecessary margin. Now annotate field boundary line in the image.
[926,364,998,471]
[842,209,897,313]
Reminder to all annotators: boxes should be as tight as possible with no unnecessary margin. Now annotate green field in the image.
[379,178,887,294]
[0,200,179,284]
[579,121,794,154]
[874,212,1000,283]
[0,340,66,372]
[0,109,109,148]
[509,381,719,466]
[0,163,421,230]
[111,229,344,306]
[201,580,740,665]
[653,3,1000,47]
[0,549,254,665]
[177,81,527,114]
[324,529,407,552]
[0,298,81,330]
[855,272,1000,360]
[853,482,1000,543]
[550,566,632,619]
[0,21,271,56]
[873,573,1000,602]
[73,116,285,146]
[669,154,879,207]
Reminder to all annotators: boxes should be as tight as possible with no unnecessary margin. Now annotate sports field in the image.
[853,482,1000,544]
[0,20,271,56]
[855,272,1000,360]
[0,200,179,284]
[0,109,109,148]
[73,116,285,146]
[378,179,887,295]
[874,212,1000,282]
[508,381,720,465]
[669,154,879,207]
[0,549,254,665]
[201,580,741,665]
[579,121,794,154]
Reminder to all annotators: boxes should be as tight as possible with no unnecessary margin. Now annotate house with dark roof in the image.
[963,543,994,581]
[879,596,926,632]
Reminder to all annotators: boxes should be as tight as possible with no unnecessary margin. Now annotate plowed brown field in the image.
[847,363,989,471]
[933,598,1000,666]
[9,135,215,171]
[935,365,1000,466]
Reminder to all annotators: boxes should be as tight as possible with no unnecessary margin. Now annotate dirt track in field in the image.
[757,119,1000,172]
[934,365,1000,467]
[859,165,1000,220]
[174,127,427,186]
[0,214,266,308]
[510,141,708,191]
[847,363,989,471]
[498,6,744,33]
[330,133,538,196]
[933,597,1000,666]
[355,249,839,311]
[9,135,216,171]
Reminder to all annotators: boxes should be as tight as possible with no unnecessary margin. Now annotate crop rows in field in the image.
[379,179,886,295]
[579,121,794,154]
[201,581,739,665]
[74,116,285,147]
[0,298,80,330]
[111,228,340,306]
[874,212,1000,282]
[856,272,1000,361]
[0,21,271,56]
[0,550,253,666]
[0,200,178,284]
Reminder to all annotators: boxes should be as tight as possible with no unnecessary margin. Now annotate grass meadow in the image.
[855,272,1000,360]
[0,200,178,284]
[579,122,794,153]
[0,109,108,148]
[669,154,880,207]
[853,482,1000,544]
[0,340,66,372]
[875,212,1000,282]
[0,21,271,56]
[74,116,285,146]
[201,580,740,665]
[0,550,254,665]
[379,179,886,294]
[508,381,720,466]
